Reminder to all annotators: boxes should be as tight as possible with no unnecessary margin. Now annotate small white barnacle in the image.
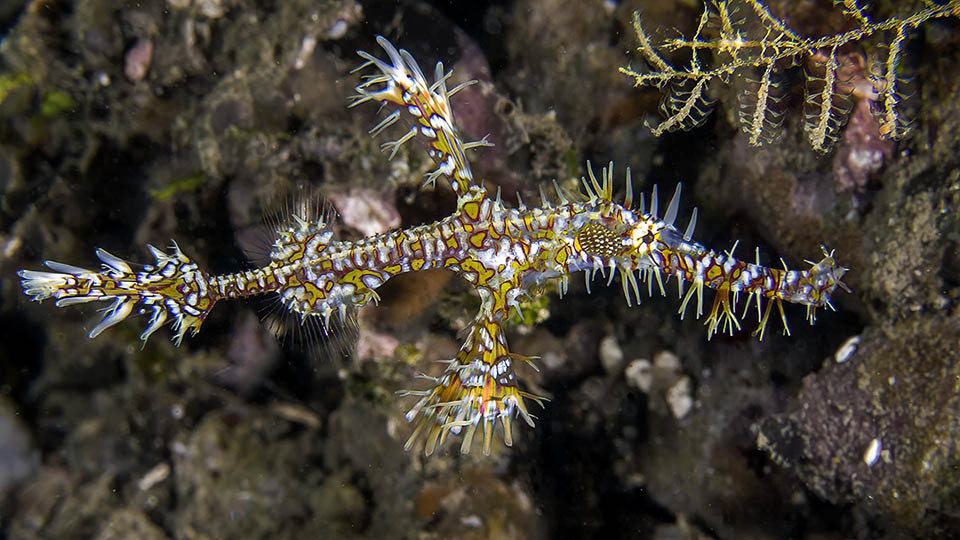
[835,335,861,363]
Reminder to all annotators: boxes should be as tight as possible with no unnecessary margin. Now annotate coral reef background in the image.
[0,0,958,538]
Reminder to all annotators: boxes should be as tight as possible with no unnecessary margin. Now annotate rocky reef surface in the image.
[1,1,957,538]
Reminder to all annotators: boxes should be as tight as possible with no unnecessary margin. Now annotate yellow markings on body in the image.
[462,201,480,221]
[504,219,521,239]
[156,283,183,299]
[469,231,487,249]
[303,282,326,303]
[461,259,495,286]
[492,280,518,316]
[278,244,307,264]
[384,265,403,275]
[445,235,459,250]
[409,238,423,253]
[341,269,382,288]
[523,214,535,231]
[554,246,569,266]
[491,292,507,316]
[443,257,460,268]
[394,232,408,255]
[766,270,785,298]
[411,259,426,271]
[707,264,723,281]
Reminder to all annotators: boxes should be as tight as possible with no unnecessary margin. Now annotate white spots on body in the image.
[361,274,383,290]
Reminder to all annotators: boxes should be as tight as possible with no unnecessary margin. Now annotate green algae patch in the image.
[151,173,206,201]
[0,72,31,104]
[38,90,76,119]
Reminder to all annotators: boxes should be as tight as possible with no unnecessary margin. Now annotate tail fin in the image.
[19,242,219,345]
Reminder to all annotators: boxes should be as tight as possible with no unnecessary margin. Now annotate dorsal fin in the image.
[664,183,681,226]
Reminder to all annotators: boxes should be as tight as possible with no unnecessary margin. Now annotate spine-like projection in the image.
[18,36,848,456]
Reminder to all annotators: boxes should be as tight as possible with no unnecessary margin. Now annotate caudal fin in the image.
[19,242,219,345]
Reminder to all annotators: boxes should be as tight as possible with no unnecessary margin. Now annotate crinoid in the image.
[620,0,959,151]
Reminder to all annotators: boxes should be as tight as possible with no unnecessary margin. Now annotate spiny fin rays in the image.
[569,166,842,346]
[578,162,691,223]
[650,185,659,218]
[624,167,634,209]
[582,161,618,202]
[683,207,698,241]
[664,183,681,226]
